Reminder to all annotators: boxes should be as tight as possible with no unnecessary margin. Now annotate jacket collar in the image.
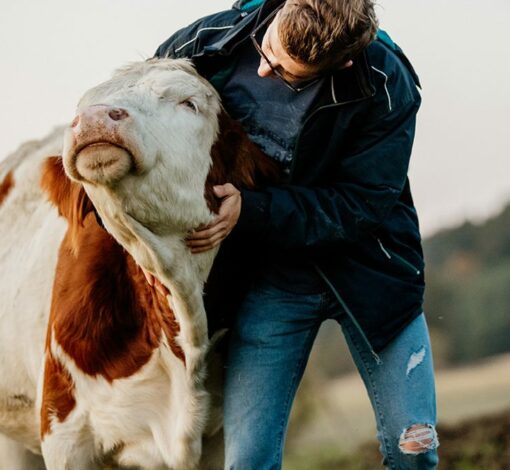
[330,50,376,105]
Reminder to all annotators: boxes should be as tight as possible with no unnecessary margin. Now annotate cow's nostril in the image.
[71,116,80,128]
[108,108,130,121]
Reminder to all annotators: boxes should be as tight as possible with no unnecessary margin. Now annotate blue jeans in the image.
[223,280,438,470]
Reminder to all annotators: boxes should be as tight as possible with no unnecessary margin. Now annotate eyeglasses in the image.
[250,8,320,93]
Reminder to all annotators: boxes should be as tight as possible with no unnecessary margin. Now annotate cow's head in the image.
[63,59,225,238]
[57,58,279,287]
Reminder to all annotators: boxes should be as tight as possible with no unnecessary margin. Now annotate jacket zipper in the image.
[314,264,382,365]
[292,94,378,363]
[376,237,421,276]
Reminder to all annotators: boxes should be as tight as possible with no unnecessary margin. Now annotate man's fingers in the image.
[190,237,223,254]
[187,229,214,241]
[213,183,236,198]
[186,183,240,254]
[187,230,226,248]
[187,222,227,241]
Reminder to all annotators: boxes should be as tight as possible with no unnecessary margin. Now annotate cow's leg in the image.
[0,434,46,470]
[41,424,101,470]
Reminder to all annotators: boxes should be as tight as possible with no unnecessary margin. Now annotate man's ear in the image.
[341,60,354,69]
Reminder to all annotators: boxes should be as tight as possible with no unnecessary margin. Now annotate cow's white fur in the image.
[0,59,226,469]
[42,332,205,469]
[0,129,65,468]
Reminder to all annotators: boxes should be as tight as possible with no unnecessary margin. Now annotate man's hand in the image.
[186,183,241,254]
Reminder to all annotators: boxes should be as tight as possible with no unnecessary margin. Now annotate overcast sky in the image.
[1,0,509,236]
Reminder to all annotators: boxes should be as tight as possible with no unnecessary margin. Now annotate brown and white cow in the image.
[0,59,278,469]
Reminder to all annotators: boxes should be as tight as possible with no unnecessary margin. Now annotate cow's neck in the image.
[86,186,215,357]
[49,213,184,382]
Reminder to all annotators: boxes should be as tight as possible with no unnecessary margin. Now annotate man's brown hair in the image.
[278,0,378,70]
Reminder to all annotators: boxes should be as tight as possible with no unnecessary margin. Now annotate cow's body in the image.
[0,129,66,454]
[0,59,278,469]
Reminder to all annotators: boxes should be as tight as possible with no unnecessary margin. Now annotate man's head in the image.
[256,0,378,84]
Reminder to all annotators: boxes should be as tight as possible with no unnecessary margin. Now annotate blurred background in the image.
[1,0,510,468]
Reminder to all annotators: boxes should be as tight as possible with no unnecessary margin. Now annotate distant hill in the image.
[424,203,510,364]
[425,204,510,267]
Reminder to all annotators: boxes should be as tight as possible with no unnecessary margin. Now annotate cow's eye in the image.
[180,99,198,114]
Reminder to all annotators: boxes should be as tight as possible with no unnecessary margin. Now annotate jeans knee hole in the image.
[398,424,439,455]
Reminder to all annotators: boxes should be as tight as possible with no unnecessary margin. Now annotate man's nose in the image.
[257,57,274,78]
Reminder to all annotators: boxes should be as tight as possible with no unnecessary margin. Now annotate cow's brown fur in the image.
[0,171,15,207]
[205,111,281,212]
[41,157,94,255]
[40,353,76,437]
[40,158,184,435]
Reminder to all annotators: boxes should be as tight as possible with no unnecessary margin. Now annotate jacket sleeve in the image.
[154,17,211,59]
[234,96,421,250]
[154,9,244,60]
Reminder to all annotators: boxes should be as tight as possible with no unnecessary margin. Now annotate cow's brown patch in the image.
[42,157,183,383]
[0,171,14,206]
[206,111,281,212]
[40,352,76,437]
[41,157,94,254]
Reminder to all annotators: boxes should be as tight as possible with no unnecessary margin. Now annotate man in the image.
[155,0,439,468]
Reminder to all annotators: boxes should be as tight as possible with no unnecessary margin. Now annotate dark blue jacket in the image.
[155,0,424,357]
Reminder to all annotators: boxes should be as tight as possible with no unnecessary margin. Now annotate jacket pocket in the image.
[375,237,422,276]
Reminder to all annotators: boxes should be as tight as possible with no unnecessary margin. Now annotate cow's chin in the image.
[75,143,133,185]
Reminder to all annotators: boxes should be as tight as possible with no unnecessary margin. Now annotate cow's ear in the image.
[41,156,94,226]
[206,110,281,212]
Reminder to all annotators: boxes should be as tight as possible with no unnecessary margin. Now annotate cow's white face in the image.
[63,59,221,234]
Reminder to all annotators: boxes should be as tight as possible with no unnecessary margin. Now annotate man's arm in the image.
[187,95,420,252]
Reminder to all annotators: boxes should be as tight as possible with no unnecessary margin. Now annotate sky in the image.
[1,0,509,236]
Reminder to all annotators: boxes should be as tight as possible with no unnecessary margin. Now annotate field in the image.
[284,353,510,469]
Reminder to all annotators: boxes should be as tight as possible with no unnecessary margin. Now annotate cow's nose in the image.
[71,105,130,130]
[108,108,130,121]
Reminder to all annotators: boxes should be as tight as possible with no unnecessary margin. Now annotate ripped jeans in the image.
[223,280,439,470]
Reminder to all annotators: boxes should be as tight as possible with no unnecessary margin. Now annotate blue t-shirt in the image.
[221,34,324,175]
[220,35,327,293]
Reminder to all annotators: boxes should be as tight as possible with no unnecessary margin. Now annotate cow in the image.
[0,58,279,469]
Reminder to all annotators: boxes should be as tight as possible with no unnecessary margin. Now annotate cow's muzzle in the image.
[64,105,136,185]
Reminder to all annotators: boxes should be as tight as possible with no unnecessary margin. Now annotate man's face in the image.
[254,8,354,90]
[257,10,321,84]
